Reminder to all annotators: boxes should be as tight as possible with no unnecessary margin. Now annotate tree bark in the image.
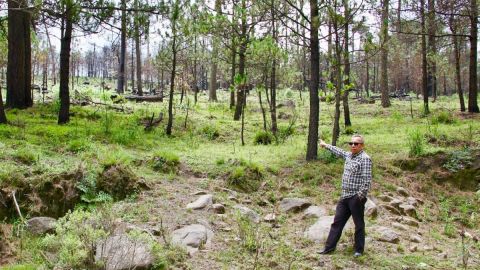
[0,86,7,124]
[209,0,222,102]
[166,4,178,135]
[380,0,391,107]
[306,0,320,160]
[450,17,466,112]
[468,0,479,112]
[230,45,236,109]
[233,0,247,121]
[332,11,342,146]
[58,8,73,124]
[427,0,437,101]
[270,0,277,136]
[7,0,32,109]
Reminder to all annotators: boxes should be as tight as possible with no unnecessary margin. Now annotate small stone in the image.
[417,262,428,269]
[279,198,311,213]
[438,252,447,259]
[365,198,378,218]
[400,217,420,227]
[186,194,214,210]
[242,199,252,204]
[381,204,402,216]
[409,234,422,243]
[302,206,327,219]
[375,226,400,243]
[390,199,403,208]
[423,245,434,251]
[392,222,408,231]
[378,194,394,202]
[399,204,417,218]
[228,195,239,202]
[171,224,214,255]
[191,191,207,195]
[409,245,418,252]
[396,187,409,197]
[263,213,276,223]
[233,205,261,223]
[463,231,473,239]
[406,197,418,206]
[210,203,225,214]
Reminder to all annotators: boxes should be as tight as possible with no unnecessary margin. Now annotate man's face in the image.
[349,136,364,154]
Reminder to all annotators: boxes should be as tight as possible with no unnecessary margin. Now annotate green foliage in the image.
[151,151,180,173]
[318,150,338,164]
[431,110,455,125]
[13,148,37,165]
[41,209,111,269]
[76,173,113,204]
[277,124,295,141]
[253,130,274,145]
[199,125,220,140]
[407,129,425,157]
[226,160,263,193]
[235,213,259,252]
[443,148,473,173]
[98,149,132,168]
[67,138,90,153]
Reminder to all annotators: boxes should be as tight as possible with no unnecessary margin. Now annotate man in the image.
[318,134,372,257]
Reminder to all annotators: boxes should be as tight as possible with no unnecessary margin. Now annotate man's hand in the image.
[319,139,328,148]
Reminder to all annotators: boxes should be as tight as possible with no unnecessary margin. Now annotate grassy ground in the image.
[0,81,479,269]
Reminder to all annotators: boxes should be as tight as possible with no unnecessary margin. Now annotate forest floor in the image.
[0,82,479,270]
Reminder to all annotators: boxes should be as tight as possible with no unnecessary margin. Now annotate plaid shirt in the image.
[325,145,372,199]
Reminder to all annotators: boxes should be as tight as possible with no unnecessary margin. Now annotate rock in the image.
[399,204,417,218]
[406,197,419,206]
[392,222,408,231]
[417,262,429,269]
[228,195,239,202]
[95,234,154,270]
[381,204,402,216]
[396,187,409,197]
[304,215,353,243]
[171,224,214,255]
[409,245,418,252]
[390,199,403,208]
[409,234,422,243]
[279,198,311,213]
[191,191,207,195]
[377,194,394,202]
[263,213,276,223]
[423,245,434,251]
[26,217,56,235]
[375,226,400,243]
[302,206,327,219]
[186,194,213,210]
[233,205,261,223]
[209,203,225,214]
[399,217,419,227]
[365,198,378,218]
[438,252,448,259]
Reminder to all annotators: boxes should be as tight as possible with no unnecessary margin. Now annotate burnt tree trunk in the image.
[343,0,352,127]
[450,17,466,112]
[116,0,127,94]
[468,0,479,112]
[270,0,277,136]
[420,0,429,114]
[380,0,391,107]
[58,8,73,124]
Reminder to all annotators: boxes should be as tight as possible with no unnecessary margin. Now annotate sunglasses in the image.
[348,142,363,146]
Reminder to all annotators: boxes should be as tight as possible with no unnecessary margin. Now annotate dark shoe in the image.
[353,252,362,258]
[317,248,335,255]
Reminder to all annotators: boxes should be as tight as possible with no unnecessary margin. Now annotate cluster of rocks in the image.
[377,187,422,219]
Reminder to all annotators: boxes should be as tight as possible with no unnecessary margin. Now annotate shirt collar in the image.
[351,150,364,158]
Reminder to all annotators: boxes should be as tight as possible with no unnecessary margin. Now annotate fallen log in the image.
[125,95,164,102]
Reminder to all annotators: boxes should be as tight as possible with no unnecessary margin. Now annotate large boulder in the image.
[171,224,214,255]
[26,217,57,235]
[375,226,400,243]
[304,215,354,243]
[95,234,154,270]
[279,198,311,213]
[302,206,327,219]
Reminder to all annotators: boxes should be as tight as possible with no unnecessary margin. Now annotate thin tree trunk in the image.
[380,0,391,107]
[420,0,429,114]
[116,0,126,94]
[366,57,370,97]
[234,0,247,121]
[343,0,351,127]
[468,0,479,112]
[0,86,7,124]
[270,0,277,136]
[451,20,466,111]
[230,45,236,109]
[332,11,342,146]
[58,9,73,124]
[427,0,437,101]
[209,0,222,102]
[135,8,143,96]
[306,0,320,160]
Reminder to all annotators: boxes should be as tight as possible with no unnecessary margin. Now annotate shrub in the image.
[318,150,337,164]
[200,125,220,140]
[67,139,90,153]
[235,213,259,252]
[431,110,455,125]
[40,209,111,269]
[96,164,141,201]
[278,125,295,141]
[13,148,37,165]
[254,130,274,145]
[226,160,263,193]
[443,148,473,173]
[407,129,425,157]
[151,151,180,173]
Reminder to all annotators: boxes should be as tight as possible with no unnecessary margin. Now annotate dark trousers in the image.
[324,195,367,253]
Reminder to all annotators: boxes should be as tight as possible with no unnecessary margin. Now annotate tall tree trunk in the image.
[116,0,126,94]
[427,0,437,101]
[131,39,135,92]
[468,0,479,112]
[420,0,429,114]
[209,0,221,102]
[7,0,32,109]
[233,0,247,121]
[166,34,177,135]
[450,18,466,112]
[365,56,370,97]
[135,2,143,97]
[270,0,277,136]
[306,0,320,160]
[380,0,391,107]
[332,12,342,146]
[58,9,73,124]
[343,0,351,127]
[230,45,236,109]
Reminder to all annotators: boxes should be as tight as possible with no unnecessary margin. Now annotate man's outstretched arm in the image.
[319,140,349,159]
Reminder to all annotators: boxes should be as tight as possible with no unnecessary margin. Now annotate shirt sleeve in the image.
[358,157,373,197]
[325,144,349,159]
